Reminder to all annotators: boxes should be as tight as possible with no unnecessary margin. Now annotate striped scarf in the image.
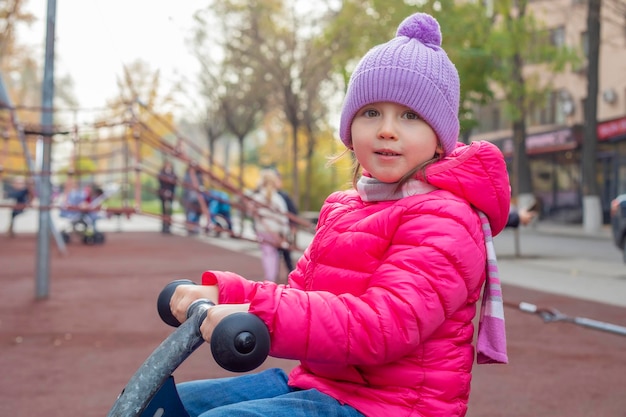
[476,212,508,364]
[357,176,508,365]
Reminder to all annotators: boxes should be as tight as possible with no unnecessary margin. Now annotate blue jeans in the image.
[177,368,365,417]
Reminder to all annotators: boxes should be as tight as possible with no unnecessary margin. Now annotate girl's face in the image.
[351,102,440,183]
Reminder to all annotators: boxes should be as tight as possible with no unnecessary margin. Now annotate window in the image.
[551,27,566,47]
[527,92,557,127]
[581,31,589,58]
[473,101,510,134]
[482,0,494,17]
[492,108,501,131]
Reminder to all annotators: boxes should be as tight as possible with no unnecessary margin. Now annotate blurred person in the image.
[250,169,290,282]
[204,189,233,235]
[158,160,178,234]
[6,176,34,237]
[506,194,539,229]
[275,171,299,274]
[506,206,537,228]
[182,165,204,235]
[60,175,85,212]
[83,183,105,231]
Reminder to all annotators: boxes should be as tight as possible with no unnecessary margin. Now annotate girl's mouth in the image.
[375,150,400,156]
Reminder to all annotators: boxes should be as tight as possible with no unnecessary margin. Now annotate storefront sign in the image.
[597,116,626,141]
[526,129,573,152]
[495,128,576,156]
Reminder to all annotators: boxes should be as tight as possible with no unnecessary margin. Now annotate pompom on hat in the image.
[339,13,460,156]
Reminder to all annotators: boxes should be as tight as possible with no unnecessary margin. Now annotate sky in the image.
[21,0,206,114]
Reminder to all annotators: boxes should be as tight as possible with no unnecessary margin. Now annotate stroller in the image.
[204,189,234,237]
[59,184,114,245]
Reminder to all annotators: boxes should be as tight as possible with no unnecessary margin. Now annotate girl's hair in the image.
[327,149,443,192]
[258,169,281,202]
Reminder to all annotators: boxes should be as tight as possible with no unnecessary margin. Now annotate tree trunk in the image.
[511,51,534,209]
[238,136,245,191]
[291,122,300,204]
[512,120,534,205]
[582,0,602,233]
[206,128,215,183]
[303,126,314,212]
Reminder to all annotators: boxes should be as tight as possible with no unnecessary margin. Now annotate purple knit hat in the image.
[339,13,460,156]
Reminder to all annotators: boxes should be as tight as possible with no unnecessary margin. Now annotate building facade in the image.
[469,0,626,223]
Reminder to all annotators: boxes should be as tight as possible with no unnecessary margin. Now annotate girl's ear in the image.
[435,144,444,157]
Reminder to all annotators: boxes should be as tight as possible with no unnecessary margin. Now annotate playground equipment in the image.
[0,98,315,249]
[106,279,271,417]
[0,91,315,305]
[505,301,626,337]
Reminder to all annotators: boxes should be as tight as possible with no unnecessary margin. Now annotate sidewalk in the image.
[526,219,613,240]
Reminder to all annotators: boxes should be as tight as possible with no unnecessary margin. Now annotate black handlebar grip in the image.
[211,312,271,373]
[157,279,196,327]
[156,280,271,373]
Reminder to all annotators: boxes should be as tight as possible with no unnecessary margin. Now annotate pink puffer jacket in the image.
[204,141,510,417]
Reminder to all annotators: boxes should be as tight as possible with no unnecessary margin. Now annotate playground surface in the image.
[1,230,626,417]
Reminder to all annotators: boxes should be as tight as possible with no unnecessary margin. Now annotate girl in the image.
[170,12,510,417]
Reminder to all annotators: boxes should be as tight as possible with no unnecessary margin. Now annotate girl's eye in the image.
[363,109,379,117]
[403,111,420,120]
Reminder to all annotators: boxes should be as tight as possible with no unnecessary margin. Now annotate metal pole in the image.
[36,0,57,299]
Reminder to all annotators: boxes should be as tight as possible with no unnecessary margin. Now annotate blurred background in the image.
[1,0,625,223]
[2,2,626,416]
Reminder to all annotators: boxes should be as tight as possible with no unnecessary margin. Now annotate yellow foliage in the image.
[1,134,32,174]
[0,112,36,176]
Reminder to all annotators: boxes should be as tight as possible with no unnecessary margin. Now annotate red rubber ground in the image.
[1,232,625,416]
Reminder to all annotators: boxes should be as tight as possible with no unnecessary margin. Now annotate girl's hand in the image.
[200,303,251,343]
[170,284,219,324]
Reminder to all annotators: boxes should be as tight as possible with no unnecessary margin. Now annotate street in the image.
[493,227,626,308]
[495,226,620,263]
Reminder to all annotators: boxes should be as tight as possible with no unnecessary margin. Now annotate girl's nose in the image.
[377,116,397,140]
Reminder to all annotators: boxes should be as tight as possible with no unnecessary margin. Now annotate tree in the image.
[430,0,494,141]
[107,59,179,159]
[486,0,579,208]
[111,60,178,114]
[196,71,227,181]
[582,0,602,232]
[227,1,335,204]
[0,0,77,118]
[262,4,337,209]
[189,9,229,181]
[192,1,272,191]
[0,0,36,70]
[192,0,339,207]
[0,0,77,175]
[221,75,267,190]
[301,56,334,210]
[488,0,534,205]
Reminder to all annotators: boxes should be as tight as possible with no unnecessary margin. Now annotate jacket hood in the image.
[425,141,510,235]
